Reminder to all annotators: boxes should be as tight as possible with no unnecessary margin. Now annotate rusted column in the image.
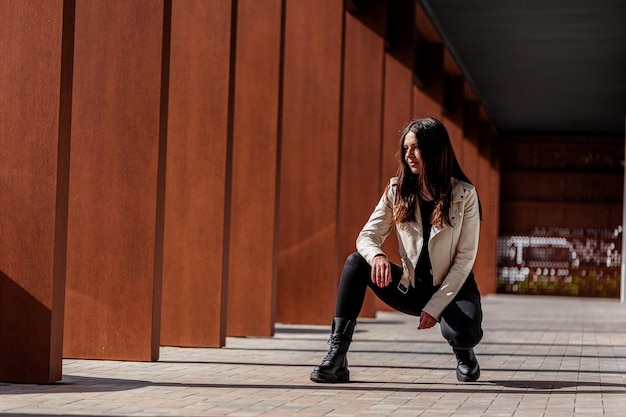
[0,0,74,382]
[276,0,344,324]
[64,0,168,360]
[226,0,282,337]
[160,0,234,348]
[338,4,387,318]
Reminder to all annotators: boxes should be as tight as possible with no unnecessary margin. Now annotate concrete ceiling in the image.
[419,0,626,137]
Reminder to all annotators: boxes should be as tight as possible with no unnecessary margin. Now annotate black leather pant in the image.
[335,252,483,349]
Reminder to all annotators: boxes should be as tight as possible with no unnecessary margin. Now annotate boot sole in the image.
[310,370,349,383]
[456,368,480,382]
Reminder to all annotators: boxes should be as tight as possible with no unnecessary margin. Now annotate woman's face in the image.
[403,131,422,174]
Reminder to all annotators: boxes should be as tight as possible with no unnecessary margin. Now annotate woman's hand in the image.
[417,311,437,330]
[371,255,391,288]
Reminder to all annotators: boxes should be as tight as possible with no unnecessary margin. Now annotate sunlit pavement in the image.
[1,294,625,416]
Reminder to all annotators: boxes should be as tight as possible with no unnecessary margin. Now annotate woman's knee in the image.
[439,303,483,348]
[344,252,369,270]
[440,321,483,349]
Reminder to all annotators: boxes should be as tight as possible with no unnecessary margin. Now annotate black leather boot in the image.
[310,317,356,383]
[453,348,480,382]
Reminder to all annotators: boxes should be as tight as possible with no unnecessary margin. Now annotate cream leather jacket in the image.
[356,177,480,320]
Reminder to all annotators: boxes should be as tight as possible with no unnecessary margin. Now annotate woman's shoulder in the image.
[452,177,474,190]
[382,177,399,202]
[451,178,476,200]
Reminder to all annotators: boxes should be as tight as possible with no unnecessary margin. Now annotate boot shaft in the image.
[453,348,476,364]
[331,317,356,341]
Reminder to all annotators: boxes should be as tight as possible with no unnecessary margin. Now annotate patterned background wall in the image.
[497,227,622,297]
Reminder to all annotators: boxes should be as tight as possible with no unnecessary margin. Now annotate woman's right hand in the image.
[371,255,391,288]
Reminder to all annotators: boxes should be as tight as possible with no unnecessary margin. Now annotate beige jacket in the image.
[356,177,480,320]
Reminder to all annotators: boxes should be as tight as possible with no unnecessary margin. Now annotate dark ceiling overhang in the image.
[419,0,626,137]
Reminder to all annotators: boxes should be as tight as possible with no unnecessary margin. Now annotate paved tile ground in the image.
[1,294,626,416]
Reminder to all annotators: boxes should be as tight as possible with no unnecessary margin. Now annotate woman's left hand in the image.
[417,311,437,330]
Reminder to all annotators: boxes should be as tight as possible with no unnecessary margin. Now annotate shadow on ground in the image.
[1,375,624,396]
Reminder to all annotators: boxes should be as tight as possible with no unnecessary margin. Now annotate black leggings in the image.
[336,252,483,349]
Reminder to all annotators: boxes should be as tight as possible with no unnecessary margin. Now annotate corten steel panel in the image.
[462,102,480,183]
[442,75,465,160]
[503,172,622,202]
[377,0,415,311]
[276,0,343,324]
[500,202,622,233]
[338,10,386,319]
[378,54,414,312]
[469,106,497,295]
[161,0,233,347]
[226,0,282,337]
[499,135,623,235]
[443,49,463,77]
[412,43,444,119]
[564,173,623,202]
[0,0,74,383]
[380,56,414,261]
[566,203,622,228]
[458,103,479,224]
[476,118,500,295]
[500,172,564,201]
[64,0,167,361]
[441,74,464,164]
[415,1,441,43]
[483,121,501,294]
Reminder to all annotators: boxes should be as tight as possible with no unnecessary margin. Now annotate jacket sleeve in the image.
[422,186,481,320]
[356,179,396,264]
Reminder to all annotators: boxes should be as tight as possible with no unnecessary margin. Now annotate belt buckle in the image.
[397,282,409,294]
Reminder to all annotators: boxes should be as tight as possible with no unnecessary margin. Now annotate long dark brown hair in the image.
[394,118,481,226]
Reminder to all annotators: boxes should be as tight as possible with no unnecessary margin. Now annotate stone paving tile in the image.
[1,295,626,416]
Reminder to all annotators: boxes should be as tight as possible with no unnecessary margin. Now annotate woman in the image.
[310,117,484,383]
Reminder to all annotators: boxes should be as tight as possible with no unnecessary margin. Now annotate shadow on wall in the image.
[0,270,53,382]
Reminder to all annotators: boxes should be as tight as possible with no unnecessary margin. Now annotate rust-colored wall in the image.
[64,0,167,360]
[442,75,466,161]
[338,7,387,319]
[413,43,445,120]
[499,136,623,233]
[160,0,233,348]
[0,0,74,383]
[377,0,416,311]
[475,113,500,295]
[381,3,415,184]
[227,0,282,337]
[3,1,508,367]
[276,0,344,324]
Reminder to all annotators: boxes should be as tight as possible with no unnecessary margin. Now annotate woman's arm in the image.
[356,180,396,264]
